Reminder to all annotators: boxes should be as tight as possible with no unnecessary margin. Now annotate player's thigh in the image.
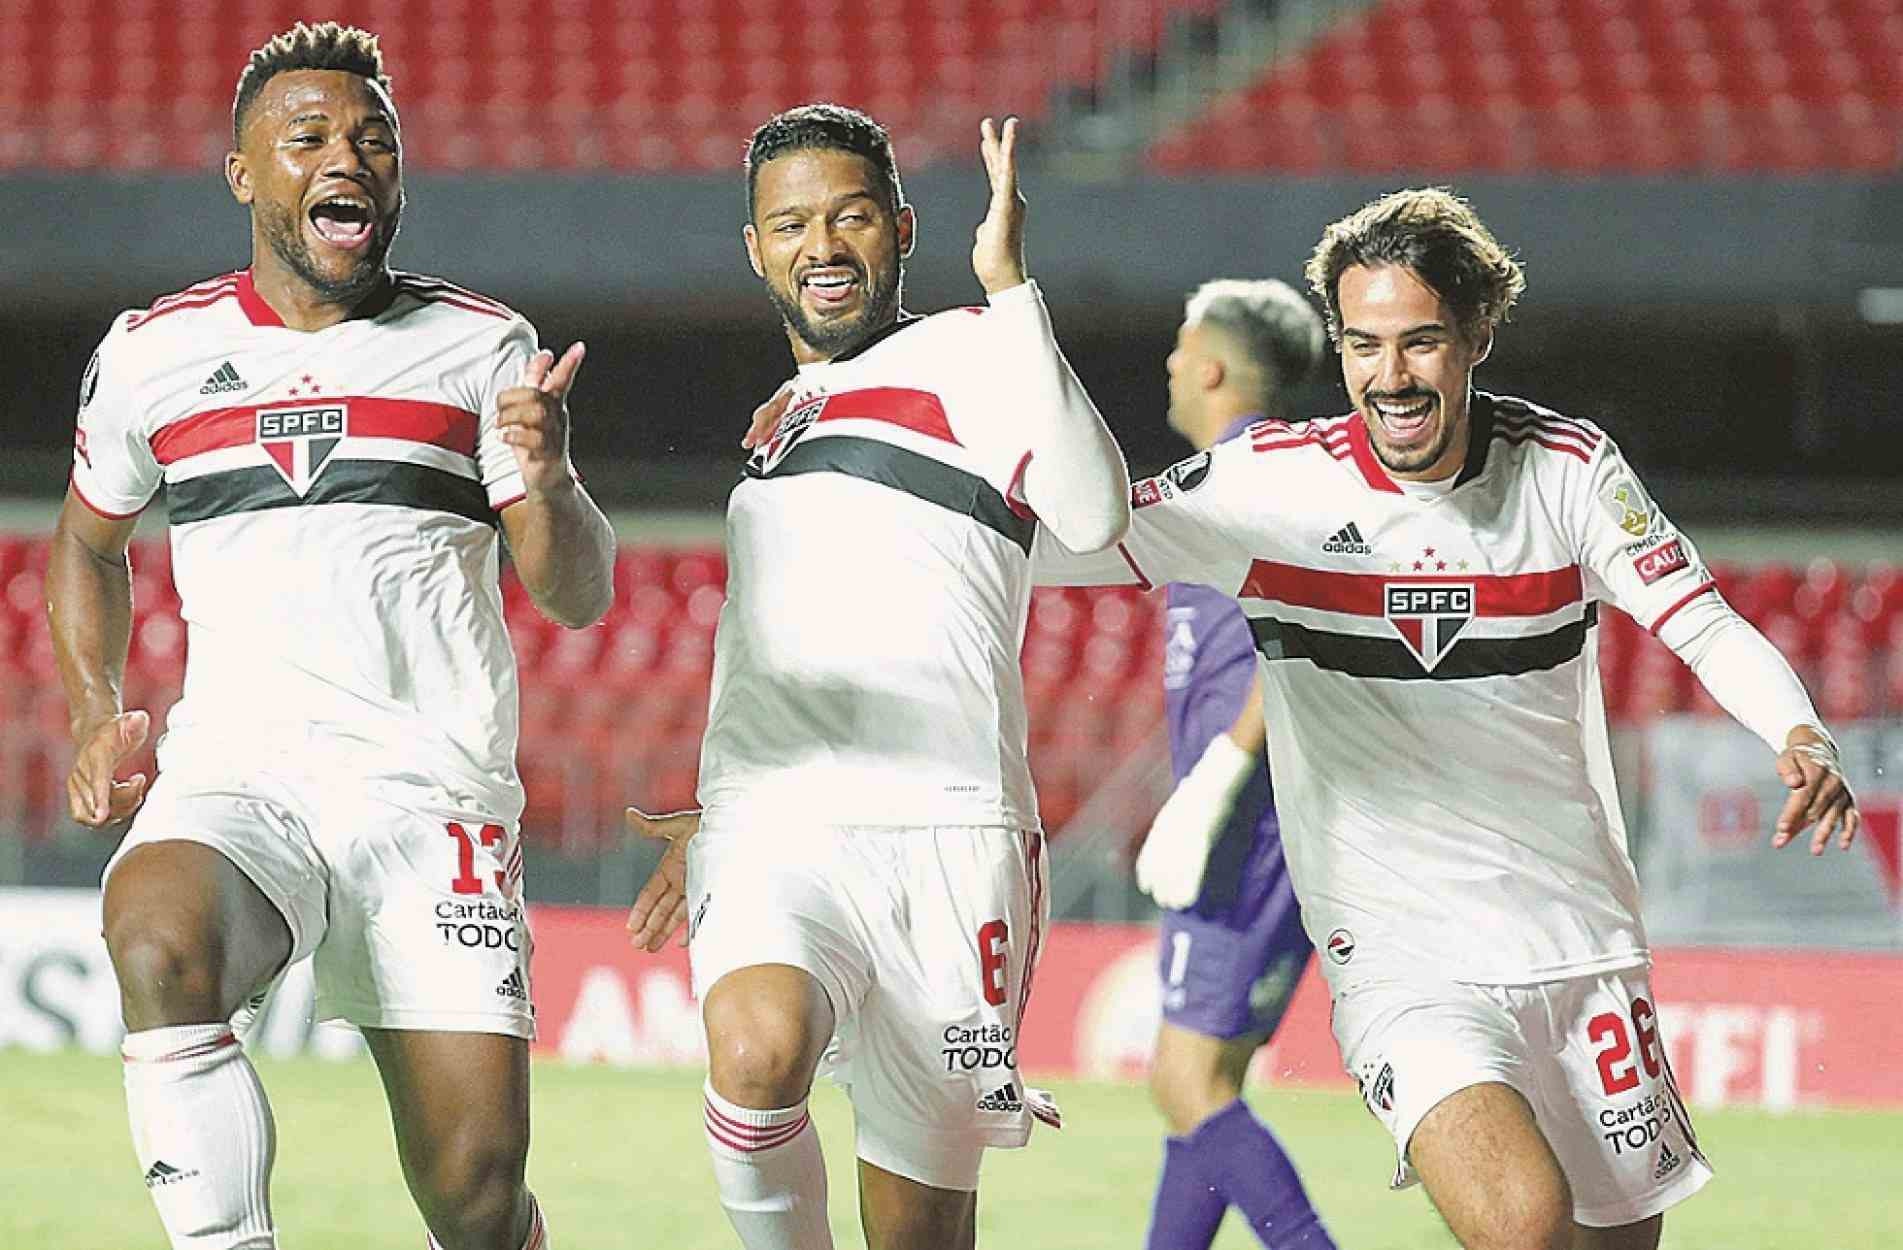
[1409,1080,1571,1249]
[362,1026,531,1190]
[857,1159,976,1250]
[848,827,1046,1192]
[686,827,872,1096]
[310,794,534,1040]
[101,773,324,1017]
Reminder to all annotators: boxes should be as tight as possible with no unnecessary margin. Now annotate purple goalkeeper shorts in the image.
[1157,816,1311,1041]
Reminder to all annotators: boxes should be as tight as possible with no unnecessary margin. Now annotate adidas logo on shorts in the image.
[495,968,528,1001]
[1653,1141,1682,1182]
[1321,521,1373,556]
[975,1082,1024,1114]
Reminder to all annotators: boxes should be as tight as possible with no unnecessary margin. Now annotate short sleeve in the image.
[70,316,161,519]
[1573,436,1716,633]
[475,318,540,511]
[1035,440,1256,593]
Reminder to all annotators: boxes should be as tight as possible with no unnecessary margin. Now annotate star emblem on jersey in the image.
[1383,581,1475,672]
[256,403,348,496]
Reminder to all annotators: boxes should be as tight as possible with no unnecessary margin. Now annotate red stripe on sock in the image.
[703,1106,809,1152]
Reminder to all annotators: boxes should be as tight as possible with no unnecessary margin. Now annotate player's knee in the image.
[1146,1053,1236,1135]
[705,1012,821,1107]
[105,916,226,1026]
[410,1124,530,1246]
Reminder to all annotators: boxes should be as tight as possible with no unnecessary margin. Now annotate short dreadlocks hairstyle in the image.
[232,21,393,145]
[1305,188,1524,348]
[745,103,904,221]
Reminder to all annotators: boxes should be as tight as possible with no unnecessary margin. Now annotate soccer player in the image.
[1032,189,1859,1250]
[624,105,1130,1250]
[1137,280,1336,1250]
[45,23,614,1250]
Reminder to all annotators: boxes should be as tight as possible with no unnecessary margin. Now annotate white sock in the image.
[703,1082,833,1250]
[121,1024,276,1250]
[426,1191,550,1250]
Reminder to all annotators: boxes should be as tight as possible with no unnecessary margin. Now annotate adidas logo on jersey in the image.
[143,1159,199,1188]
[199,362,247,394]
[495,968,528,1001]
[1322,521,1373,556]
[975,1082,1024,1114]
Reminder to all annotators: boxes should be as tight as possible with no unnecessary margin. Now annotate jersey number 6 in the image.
[978,919,1010,1007]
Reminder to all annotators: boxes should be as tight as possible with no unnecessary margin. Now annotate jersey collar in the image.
[235,269,285,328]
[1342,390,1496,494]
[235,268,402,329]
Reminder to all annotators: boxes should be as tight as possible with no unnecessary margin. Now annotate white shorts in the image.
[1332,965,1712,1228]
[103,760,534,1040]
[686,824,1049,1191]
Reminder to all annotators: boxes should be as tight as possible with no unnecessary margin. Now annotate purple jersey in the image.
[1155,419,1310,1040]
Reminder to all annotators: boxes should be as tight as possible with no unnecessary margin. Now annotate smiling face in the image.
[227,68,403,306]
[1336,263,1491,481]
[744,147,913,363]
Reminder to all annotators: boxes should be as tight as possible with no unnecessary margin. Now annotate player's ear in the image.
[1201,356,1224,393]
[225,150,254,206]
[743,224,766,280]
[895,204,916,259]
[1469,326,1494,366]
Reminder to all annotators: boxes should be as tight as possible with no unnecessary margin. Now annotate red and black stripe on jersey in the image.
[1240,559,1596,681]
[745,384,1034,554]
[153,396,494,526]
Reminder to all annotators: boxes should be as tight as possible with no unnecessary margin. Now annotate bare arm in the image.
[496,343,616,628]
[1223,681,1266,756]
[45,490,151,824]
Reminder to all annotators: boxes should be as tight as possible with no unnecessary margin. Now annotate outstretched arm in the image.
[497,343,616,628]
[1660,598,1858,854]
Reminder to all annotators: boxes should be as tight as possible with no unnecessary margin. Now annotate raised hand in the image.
[67,709,151,827]
[497,342,586,496]
[972,116,1028,296]
[625,805,701,953]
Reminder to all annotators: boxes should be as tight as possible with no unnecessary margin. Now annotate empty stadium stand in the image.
[0,0,1215,172]
[1150,0,1903,173]
[0,532,1894,848]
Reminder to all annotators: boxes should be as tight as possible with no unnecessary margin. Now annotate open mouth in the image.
[307,196,377,250]
[1369,393,1435,443]
[800,267,861,310]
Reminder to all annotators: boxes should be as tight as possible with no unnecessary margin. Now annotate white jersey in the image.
[1037,393,1727,986]
[698,281,1125,833]
[71,268,535,820]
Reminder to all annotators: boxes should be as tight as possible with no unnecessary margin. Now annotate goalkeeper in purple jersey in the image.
[1137,279,1336,1250]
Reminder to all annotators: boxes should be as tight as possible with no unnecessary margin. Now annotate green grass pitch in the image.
[5,1049,1897,1248]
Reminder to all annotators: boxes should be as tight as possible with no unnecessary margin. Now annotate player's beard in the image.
[256,192,402,307]
[1361,386,1460,476]
[767,260,903,360]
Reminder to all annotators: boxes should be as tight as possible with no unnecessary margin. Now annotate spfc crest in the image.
[1384,582,1474,672]
[755,394,827,471]
[257,404,346,496]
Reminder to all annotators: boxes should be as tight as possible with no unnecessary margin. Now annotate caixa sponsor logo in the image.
[941,1022,1015,1073]
[435,898,522,950]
